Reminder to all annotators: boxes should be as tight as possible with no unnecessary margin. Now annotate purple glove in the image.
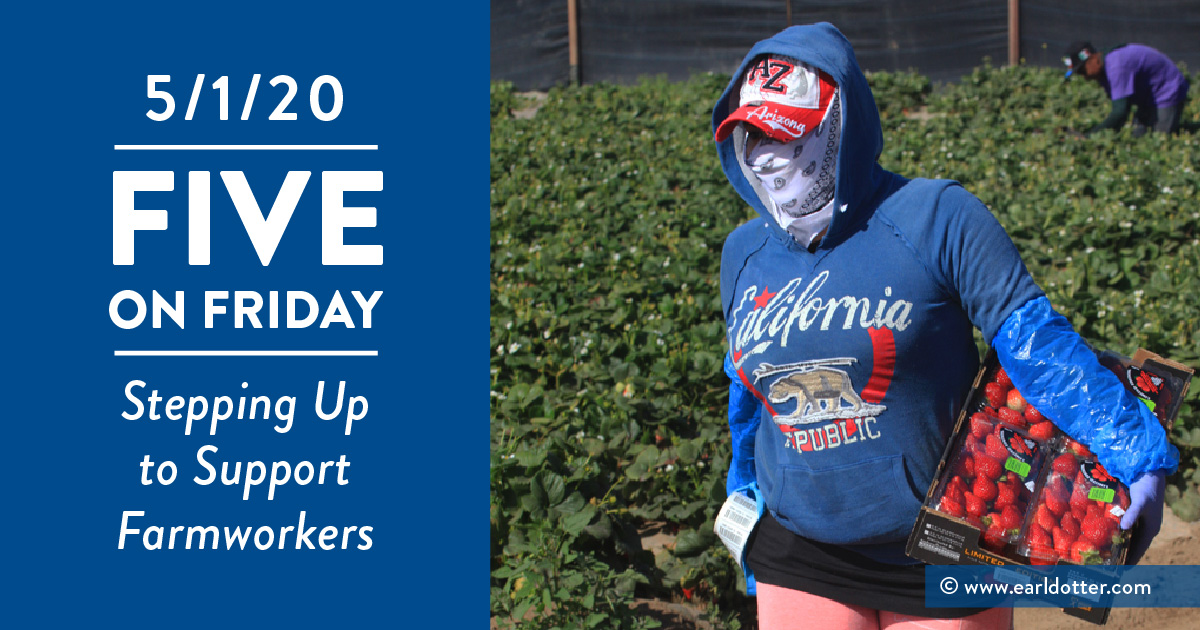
[1119,470,1166,565]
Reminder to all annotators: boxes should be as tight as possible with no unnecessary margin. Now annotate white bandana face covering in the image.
[745,90,841,246]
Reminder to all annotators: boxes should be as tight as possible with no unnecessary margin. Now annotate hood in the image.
[712,23,887,249]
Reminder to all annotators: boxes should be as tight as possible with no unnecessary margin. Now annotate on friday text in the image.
[110,289,381,330]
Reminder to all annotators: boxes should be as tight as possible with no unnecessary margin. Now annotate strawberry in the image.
[982,521,1009,552]
[994,368,1012,388]
[952,452,974,479]
[965,491,987,518]
[944,480,965,505]
[1074,469,1089,487]
[1027,421,1055,441]
[1025,523,1058,563]
[1025,405,1045,423]
[998,504,1023,530]
[972,476,998,503]
[1070,540,1100,564]
[1060,512,1080,538]
[1069,440,1094,458]
[995,482,1017,508]
[939,496,966,518]
[984,382,1008,408]
[997,406,1026,428]
[1051,453,1078,476]
[1026,523,1052,551]
[1080,514,1117,547]
[985,434,1011,462]
[1053,526,1076,557]
[1035,504,1057,531]
[1006,389,1027,413]
[1044,477,1070,515]
[975,454,1003,480]
[949,474,967,491]
[969,412,992,440]
[1069,482,1091,517]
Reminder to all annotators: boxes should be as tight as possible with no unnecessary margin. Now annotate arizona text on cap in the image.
[715,56,837,143]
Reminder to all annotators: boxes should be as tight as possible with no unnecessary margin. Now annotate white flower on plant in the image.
[508,342,521,354]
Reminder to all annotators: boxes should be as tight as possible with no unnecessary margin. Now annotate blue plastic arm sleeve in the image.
[724,352,762,497]
[993,296,1180,483]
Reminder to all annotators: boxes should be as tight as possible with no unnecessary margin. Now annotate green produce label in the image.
[1005,457,1031,479]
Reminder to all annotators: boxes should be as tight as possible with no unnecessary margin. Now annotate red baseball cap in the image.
[715,56,837,143]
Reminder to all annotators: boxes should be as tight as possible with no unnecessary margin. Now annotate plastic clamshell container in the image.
[928,411,1049,552]
[1017,447,1130,565]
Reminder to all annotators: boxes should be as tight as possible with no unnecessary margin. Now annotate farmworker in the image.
[1063,41,1190,136]
[712,23,1177,629]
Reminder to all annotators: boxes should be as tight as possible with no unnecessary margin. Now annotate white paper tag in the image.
[714,492,760,566]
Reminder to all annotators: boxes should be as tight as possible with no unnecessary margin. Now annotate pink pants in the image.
[756,582,1013,630]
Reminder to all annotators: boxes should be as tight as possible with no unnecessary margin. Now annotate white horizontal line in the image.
[114,145,378,151]
[115,350,378,357]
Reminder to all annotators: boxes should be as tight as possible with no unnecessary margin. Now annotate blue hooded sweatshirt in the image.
[713,23,1178,566]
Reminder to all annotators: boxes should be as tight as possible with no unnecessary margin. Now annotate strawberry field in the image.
[490,64,1200,629]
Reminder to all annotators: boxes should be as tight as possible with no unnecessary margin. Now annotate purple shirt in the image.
[1103,44,1189,108]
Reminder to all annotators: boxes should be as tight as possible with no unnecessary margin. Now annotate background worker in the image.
[1064,41,1190,136]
